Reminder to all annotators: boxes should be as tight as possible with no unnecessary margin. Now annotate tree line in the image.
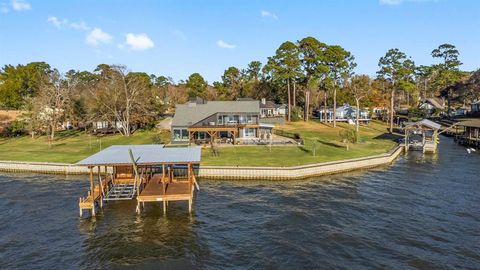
[0,36,478,138]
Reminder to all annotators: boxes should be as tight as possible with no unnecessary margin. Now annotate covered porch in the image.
[187,124,262,145]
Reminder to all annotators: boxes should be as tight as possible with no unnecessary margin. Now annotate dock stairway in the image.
[103,183,137,201]
[98,149,146,202]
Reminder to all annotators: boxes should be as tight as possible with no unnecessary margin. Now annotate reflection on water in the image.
[0,138,479,269]
[78,202,207,269]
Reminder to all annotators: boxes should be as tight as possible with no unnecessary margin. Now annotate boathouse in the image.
[76,145,201,217]
[404,119,441,153]
[455,120,480,148]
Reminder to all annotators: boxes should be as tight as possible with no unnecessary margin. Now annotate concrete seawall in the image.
[0,160,90,175]
[199,145,404,180]
[0,145,403,179]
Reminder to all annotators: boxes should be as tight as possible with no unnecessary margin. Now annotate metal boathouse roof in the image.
[405,119,442,130]
[76,145,201,166]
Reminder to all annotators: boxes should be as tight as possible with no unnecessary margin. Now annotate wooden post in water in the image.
[79,198,82,217]
[97,166,103,208]
[188,163,193,213]
[162,163,166,214]
[89,166,95,216]
[404,129,409,153]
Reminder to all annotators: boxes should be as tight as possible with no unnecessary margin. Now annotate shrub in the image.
[152,133,165,144]
[290,107,303,122]
[4,120,27,137]
[408,108,426,120]
[339,127,357,145]
[141,122,156,131]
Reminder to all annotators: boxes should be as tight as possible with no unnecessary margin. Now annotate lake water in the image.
[0,138,479,269]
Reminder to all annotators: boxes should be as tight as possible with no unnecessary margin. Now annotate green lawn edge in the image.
[0,120,397,167]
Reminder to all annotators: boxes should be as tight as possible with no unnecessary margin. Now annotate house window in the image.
[173,128,189,141]
[244,128,256,137]
[197,132,207,140]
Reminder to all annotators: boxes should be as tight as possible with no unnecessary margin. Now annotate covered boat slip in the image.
[454,120,480,148]
[76,145,201,217]
[404,119,441,153]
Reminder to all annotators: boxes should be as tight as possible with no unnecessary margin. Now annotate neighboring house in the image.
[372,107,388,119]
[453,106,470,116]
[316,104,369,122]
[336,104,369,120]
[171,98,273,144]
[419,97,445,113]
[259,98,287,118]
[472,101,480,113]
[90,118,129,134]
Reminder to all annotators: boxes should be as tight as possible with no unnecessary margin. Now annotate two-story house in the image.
[259,98,287,118]
[171,98,270,144]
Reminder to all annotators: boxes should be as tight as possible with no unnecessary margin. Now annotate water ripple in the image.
[0,138,479,269]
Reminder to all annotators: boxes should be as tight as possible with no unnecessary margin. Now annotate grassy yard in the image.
[201,120,397,167]
[0,130,170,163]
[0,120,397,166]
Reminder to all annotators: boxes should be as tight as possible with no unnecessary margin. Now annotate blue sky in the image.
[1,0,479,83]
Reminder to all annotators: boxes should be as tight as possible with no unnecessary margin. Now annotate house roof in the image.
[76,145,201,166]
[405,119,442,130]
[425,98,444,109]
[172,100,260,127]
[260,100,276,109]
[237,97,255,101]
[457,119,480,128]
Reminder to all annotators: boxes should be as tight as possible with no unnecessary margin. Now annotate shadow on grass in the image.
[317,139,344,148]
[311,119,333,128]
[55,130,83,141]
[297,145,312,154]
[373,132,403,142]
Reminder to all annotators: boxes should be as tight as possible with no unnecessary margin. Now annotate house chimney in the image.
[261,98,266,105]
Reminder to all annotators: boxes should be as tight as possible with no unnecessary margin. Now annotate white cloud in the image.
[124,33,154,51]
[86,28,113,46]
[47,16,91,31]
[379,0,402,4]
[261,10,278,20]
[11,0,30,11]
[70,21,89,30]
[379,0,438,5]
[47,16,68,28]
[217,40,236,49]
[171,29,187,41]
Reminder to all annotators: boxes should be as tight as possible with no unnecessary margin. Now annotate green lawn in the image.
[201,120,397,167]
[0,120,396,166]
[0,129,170,163]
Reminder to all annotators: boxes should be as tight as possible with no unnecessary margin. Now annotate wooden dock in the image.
[137,174,195,213]
[454,120,480,148]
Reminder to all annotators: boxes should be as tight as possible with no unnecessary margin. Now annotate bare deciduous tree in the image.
[89,65,151,136]
[349,75,372,133]
[36,70,72,140]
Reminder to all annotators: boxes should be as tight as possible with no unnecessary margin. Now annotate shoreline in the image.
[0,145,403,180]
